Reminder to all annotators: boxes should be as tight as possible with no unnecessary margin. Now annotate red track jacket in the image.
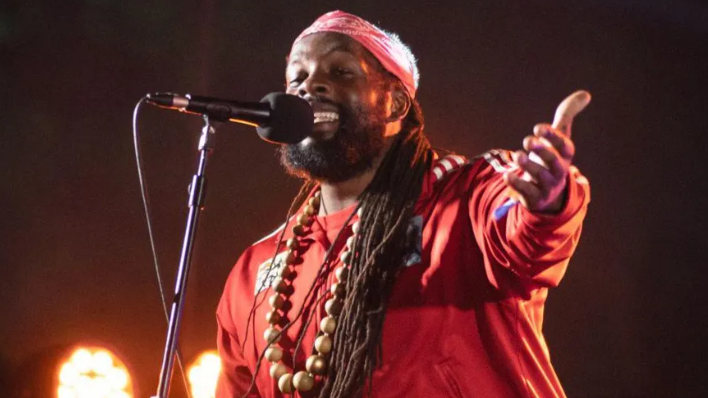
[216,151,591,398]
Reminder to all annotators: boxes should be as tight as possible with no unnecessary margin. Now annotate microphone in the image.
[146,92,313,144]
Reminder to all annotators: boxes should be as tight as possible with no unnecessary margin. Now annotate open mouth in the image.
[314,111,339,124]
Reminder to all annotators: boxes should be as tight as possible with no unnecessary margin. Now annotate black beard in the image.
[278,100,386,183]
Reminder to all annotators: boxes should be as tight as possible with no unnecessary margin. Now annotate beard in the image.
[278,98,387,183]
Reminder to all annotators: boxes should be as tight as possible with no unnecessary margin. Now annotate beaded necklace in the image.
[262,191,361,394]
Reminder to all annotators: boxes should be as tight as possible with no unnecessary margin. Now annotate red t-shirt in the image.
[216,151,591,398]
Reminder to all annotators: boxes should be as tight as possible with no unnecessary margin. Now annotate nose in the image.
[298,70,332,98]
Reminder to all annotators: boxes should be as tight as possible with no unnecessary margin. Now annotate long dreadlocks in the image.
[319,95,431,397]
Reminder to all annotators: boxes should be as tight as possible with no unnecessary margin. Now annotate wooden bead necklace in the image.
[262,190,361,394]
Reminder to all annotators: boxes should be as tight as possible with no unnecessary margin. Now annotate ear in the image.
[388,83,411,123]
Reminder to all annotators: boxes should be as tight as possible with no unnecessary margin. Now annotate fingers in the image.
[522,135,566,179]
[551,90,591,137]
[504,171,542,208]
[534,123,575,160]
[512,121,575,212]
[513,150,555,186]
[501,90,590,213]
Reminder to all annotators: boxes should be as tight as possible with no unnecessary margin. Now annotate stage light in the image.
[187,350,221,398]
[56,346,134,398]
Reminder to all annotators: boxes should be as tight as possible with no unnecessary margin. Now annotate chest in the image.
[247,194,491,351]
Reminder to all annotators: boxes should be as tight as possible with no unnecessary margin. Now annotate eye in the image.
[287,74,305,87]
[333,67,352,76]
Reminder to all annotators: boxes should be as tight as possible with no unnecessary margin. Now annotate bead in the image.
[265,310,281,325]
[269,294,284,309]
[308,196,320,208]
[314,190,321,198]
[293,225,306,236]
[357,207,364,218]
[284,250,296,265]
[335,266,349,282]
[293,371,315,392]
[303,205,316,216]
[320,316,337,334]
[270,362,287,379]
[272,277,289,294]
[278,373,294,393]
[346,235,356,250]
[306,354,327,375]
[296,213,310,226]
[330,283,346,297]
[279,265,293,279]
[265,346,283,362]
[286,238,300,250]
[340,250,352,264]
[263,326,281,344]
[352,221,361,234]
[325,298,343,316]
[315,335,332,354]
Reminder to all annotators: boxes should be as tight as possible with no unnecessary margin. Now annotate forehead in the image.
[288,32,380,67]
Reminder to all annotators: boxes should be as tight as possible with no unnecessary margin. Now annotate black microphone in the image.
[146,92,313,144]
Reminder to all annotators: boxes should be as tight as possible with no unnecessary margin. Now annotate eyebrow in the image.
[287,42,356,66]
[322,43,354,57]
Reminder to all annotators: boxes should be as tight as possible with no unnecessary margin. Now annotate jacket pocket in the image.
[434,358,465,398]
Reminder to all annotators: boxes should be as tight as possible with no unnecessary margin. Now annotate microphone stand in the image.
[152,115,216,398]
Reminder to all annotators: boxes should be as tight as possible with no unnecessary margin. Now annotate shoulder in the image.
[217,232,284,332]
[232,225,286,284]
[429,153,469,182]
[472,149,517,174]
[425,149,517,190]
[219,226,285,306]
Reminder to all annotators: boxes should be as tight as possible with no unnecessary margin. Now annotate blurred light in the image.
[56,346,134,398]
[187,350,221,398]
[70,348,92,373]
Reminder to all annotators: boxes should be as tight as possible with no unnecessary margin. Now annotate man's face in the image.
[280,32,391,183]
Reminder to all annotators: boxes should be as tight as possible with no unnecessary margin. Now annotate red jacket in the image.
[216,151,590,398]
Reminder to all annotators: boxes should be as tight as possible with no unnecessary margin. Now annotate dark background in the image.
[1,0,707,397]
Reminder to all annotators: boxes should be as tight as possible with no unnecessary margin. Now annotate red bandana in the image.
[292,10,419,98]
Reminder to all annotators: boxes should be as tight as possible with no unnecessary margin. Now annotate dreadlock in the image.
[320,95,432,398]
[241,74,431,398]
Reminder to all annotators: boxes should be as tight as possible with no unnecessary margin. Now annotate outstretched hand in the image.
[504,90,591,213]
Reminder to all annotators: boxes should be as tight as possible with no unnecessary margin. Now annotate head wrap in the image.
[292,10,419,98]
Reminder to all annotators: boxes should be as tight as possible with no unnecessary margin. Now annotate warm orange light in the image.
[56,346,134,398]
[187,350,221,398]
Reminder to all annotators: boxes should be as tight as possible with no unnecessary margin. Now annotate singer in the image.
[216,11,590,398]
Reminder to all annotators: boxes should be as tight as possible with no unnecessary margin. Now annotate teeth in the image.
[314,112,339,123]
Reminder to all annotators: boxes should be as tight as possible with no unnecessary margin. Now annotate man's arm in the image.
[469,91,592,293]
[215,314,261,398]
[215,255,262,398]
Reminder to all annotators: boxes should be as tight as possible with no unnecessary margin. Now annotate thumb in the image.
[552,90,592,137]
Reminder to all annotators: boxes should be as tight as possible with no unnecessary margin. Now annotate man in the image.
[216,10,590,398]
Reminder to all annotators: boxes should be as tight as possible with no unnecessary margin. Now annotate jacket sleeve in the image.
[215,257,262,398]
[215,314,261,398]
[468,150,591,293]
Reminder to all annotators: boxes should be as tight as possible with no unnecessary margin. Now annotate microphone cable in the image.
[132,97,194,398]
